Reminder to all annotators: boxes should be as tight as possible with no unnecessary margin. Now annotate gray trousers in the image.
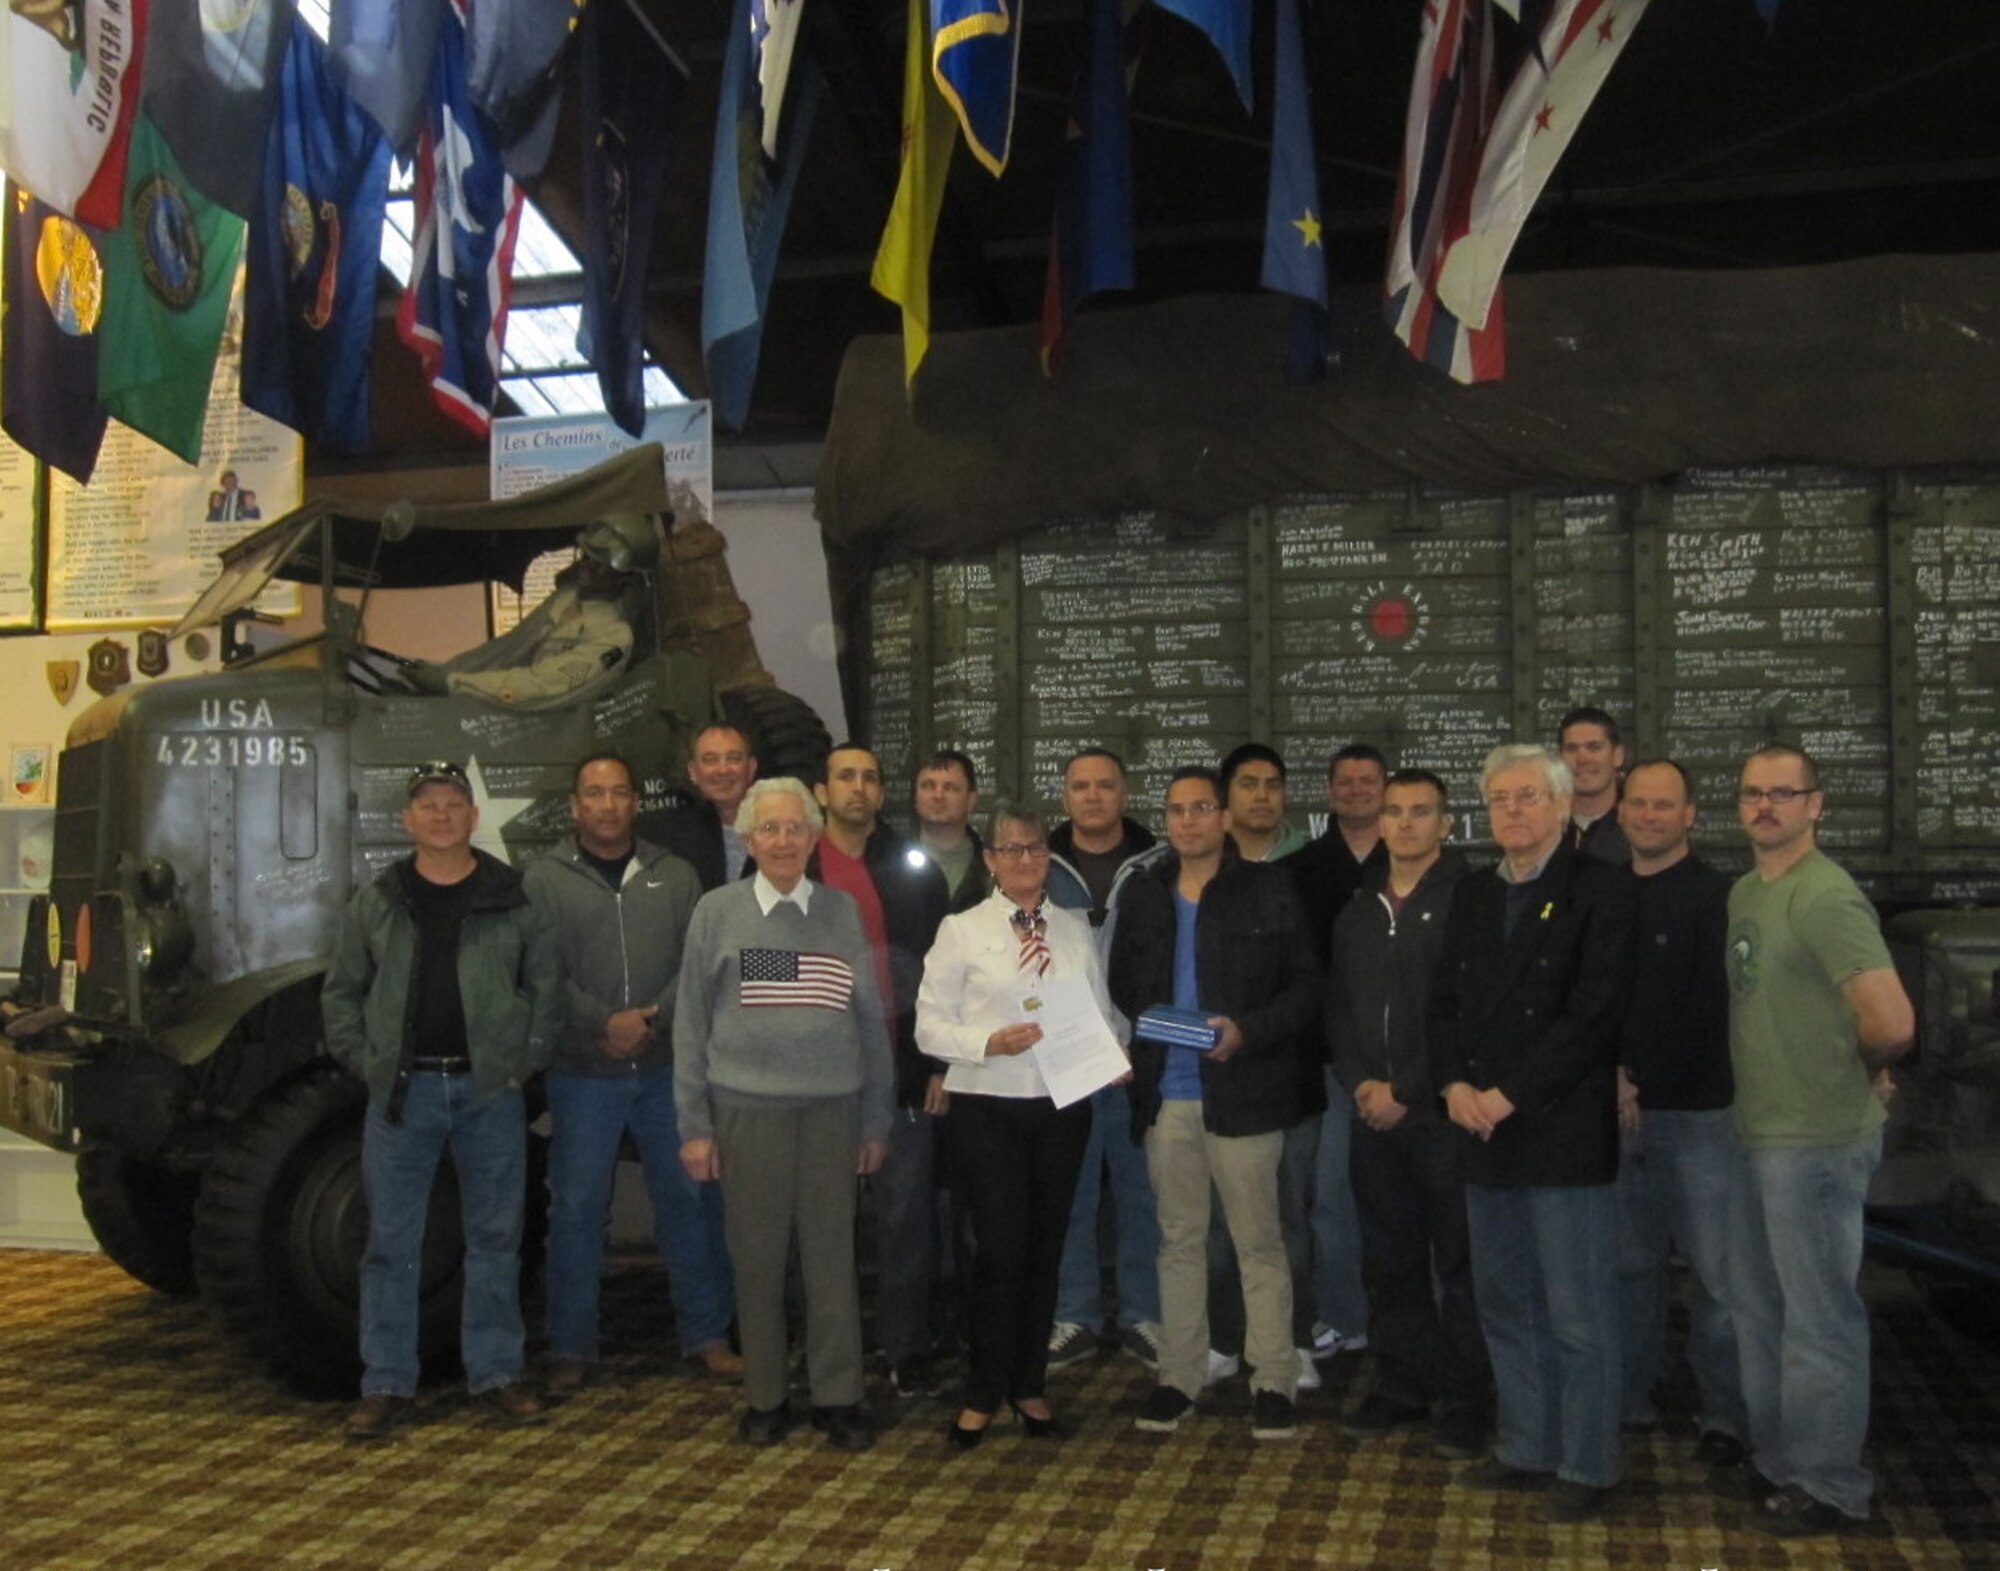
[714,1093,864,1411]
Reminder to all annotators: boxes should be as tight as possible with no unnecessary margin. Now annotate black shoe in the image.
[1009,1401,1071,1440]
[1545,1480,1614,1524]
[1461,1457,1549,1492]
[1693,1429,1747,1468]
[1342,1394,1429,1438]
[1135,1385,1195,1433]
[738,1402,793,1446]
[1251,1389,1299,1441]
[1755,1484,1852,1538]
[889,1359,939,1400]
[479,1382,549,1426]
[811,1403,877,1453]
[343,1393,410,1443]
[1046,1322,1096,1367]
[1432,1405,1490,1461]
[946,1412,992,1452]
[1710,1456,1782,1501]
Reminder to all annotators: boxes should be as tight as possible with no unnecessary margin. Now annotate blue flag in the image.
[243,16,391,454]
[702,0,823,432]
[580,0,684,436]
[931,0,1021,176]
[2,188,109,483]
[143,0,298,217]
[467,0,586,181]
[1261,0,1328,380]
[1038,0,1137,375]
[328,0,447,156]
[394,3,524,435]
[1153,0,1251,109]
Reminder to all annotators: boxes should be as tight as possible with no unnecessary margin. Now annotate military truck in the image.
[0,444,829,1395]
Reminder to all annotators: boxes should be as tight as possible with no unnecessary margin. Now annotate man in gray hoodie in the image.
[527,753,737,1394]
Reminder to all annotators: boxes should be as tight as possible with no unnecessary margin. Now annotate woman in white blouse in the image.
[917,803,1124,1448]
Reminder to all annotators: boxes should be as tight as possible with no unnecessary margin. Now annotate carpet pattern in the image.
[1,1251,1995,1570]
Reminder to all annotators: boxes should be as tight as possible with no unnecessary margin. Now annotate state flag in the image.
[1153,0,1251,110]
[1,185,108,482]
[466,0,586,181]
[327,0,446,156]
[0,0,148,228]
[142,0,296,218]
[1260,0,1327,381]
[869,0,957,389]
[242,14,390,454]
[931,0,1019,176]
[752,0,806,160]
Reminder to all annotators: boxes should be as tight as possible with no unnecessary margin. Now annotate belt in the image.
[411,1056,474,1074]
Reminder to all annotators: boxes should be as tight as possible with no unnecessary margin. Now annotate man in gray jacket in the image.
[323,760,560,1442]
[527,753,738,1394]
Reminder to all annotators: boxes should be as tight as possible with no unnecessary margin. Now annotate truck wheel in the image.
[191,1065,464,1399]
[75,1148,199,1297]
[722,686,833,784]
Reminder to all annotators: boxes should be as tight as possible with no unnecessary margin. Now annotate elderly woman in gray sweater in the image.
[674,777,893,1452]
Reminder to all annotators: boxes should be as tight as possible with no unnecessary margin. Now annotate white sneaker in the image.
[1311,1321,1369,1358]
[1295,1348,1321,1392]
[1204,1349,1241,1386]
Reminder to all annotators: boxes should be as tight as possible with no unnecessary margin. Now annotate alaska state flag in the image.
[0,0,148,228]
[702,0,823,432]
[931,0,1019,176]
[1260,0,1328,381]
[243,15,391,454]
[96,113,246,462]
[579,0,683,435]
[143,0,296,218]
[395,2,525,436]
[1153,0,1251,110]
[1,187,109,482]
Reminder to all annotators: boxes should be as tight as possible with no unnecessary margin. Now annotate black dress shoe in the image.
[738,1403,793,1446]
[811,1403,876,1452]
[1009,1401,1071,1439]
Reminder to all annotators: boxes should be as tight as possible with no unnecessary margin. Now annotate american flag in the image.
[739,948,855,1011]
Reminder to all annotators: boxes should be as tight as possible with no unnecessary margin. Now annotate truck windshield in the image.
[168,515,319,640]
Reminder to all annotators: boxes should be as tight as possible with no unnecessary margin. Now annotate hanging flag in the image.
[870,0,956,389]
[1260,0,1326,382]
[395,0,524,436]
[327,0,446,156]
[1435,0,1651,333]
[95,113,247,461]
[1038,0,1140,376]
[579,0,683,436]
[702,0,823,432]
[467,0,586,181]
[242,14,390,454]
[1,185,108,481]
[1383,0,1504,384]
[931,0,1019,176]
[1753,0,1783,25]
[1152,0,1251,110]
[0,0,148,228]
[142,0,295,218]
[752,0,805,159]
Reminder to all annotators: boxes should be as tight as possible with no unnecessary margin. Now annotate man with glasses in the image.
[1721,746,1913,1537]
[324,760,560,1442]
[1112,767,1321,1440]
[649,724,759,891]
[527,753,740,1395]
[1431,744,1634,1522]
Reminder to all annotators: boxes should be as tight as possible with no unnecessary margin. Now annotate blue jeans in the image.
[1466,1182,1622,1489]
[1310,1070,1369,1336]
[1616,1108,1747,1436]
[545,1068,734,1360]
[360,1074,526,1397]
[1054,1083,1160,1331]
[1729,1132,1881,1519]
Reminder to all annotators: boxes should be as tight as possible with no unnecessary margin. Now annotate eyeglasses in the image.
[1165,801,1221,820]
[1738,785,1815,806]
[992,842,1050,861]
[750,820,810,840]
[1484,787,1549,811]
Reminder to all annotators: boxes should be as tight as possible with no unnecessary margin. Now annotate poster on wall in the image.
[0,428,37,630]
[487,403,712,632]
[46,314,304,631]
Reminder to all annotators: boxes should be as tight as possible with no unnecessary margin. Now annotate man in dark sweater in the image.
[1330,770,1490,1459]
[1431,744,1634,1524]
[1559,707,1632,865]
[1613,759,1747,1460]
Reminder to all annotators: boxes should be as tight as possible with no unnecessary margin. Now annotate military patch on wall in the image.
[86,638,130,695]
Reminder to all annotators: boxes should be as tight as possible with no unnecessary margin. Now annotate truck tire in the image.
[721,686,834,785]
[75,1148,199,1297]
[191,1064,464,1399]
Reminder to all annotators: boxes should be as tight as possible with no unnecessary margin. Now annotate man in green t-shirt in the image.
[1723,744,1913,1538]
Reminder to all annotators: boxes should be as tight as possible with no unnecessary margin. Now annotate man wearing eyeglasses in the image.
[1112,767,1321,1441]
[1430,744,1634,1523]
[324,760,561,1442]
[1721,745,1913,1537]
[527,753,739,1395]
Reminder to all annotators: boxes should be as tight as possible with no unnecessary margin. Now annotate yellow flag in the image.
[870,0,958,388]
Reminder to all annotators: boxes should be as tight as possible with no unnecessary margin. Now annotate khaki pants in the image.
[1145,1099,1293,1400]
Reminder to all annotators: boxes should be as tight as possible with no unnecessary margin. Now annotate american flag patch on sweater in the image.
[739,948,855,1011]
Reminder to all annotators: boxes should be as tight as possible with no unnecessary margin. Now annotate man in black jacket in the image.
[1113,767,1322,1441]
[1431,744,1634,1523]
[1330,770,1491,1458]
[644,724,758,892]
[913,749,989,913]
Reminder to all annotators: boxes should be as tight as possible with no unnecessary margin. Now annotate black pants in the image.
[1350,1114,1492,1414]
[948,1092,1093,1413]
